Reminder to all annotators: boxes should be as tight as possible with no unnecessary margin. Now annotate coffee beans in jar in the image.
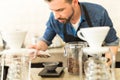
[67,57,79,75]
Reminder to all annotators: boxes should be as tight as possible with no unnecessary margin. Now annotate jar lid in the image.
[0,48,36,56]
[83,47,109,55]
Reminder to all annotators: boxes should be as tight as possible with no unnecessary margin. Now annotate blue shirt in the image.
[40,2,119,46]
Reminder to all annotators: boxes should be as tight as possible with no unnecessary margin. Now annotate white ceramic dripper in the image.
[77,26,110,48]
[1,30,27,49]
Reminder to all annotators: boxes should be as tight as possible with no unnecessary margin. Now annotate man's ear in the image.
[72,0,78,6]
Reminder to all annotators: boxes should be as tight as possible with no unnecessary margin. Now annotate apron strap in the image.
[63,4,93,42]
[82,4,93,27]
[63,23,67,37]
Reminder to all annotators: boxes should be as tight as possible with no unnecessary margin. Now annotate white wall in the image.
[0,0,50,45]
[0,0,49,35]
[0,0,120,46]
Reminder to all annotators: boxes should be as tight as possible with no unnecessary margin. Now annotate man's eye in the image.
[59,9,64,11]
[57,8,64,12]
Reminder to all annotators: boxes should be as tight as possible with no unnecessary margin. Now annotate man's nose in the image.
[54,12,61,20]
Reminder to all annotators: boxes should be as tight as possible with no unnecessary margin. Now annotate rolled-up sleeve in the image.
[105,38,119,46]
[39,24,56,46]
[101,9,119,46]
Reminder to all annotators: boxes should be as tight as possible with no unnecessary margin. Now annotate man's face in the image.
[47,0,74,23]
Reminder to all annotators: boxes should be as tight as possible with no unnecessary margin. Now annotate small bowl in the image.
[43,62,59,71]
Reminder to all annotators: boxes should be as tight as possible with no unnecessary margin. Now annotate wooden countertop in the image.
[31,68,120,80]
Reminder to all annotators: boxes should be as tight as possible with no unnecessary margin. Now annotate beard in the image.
[57,7,74,24]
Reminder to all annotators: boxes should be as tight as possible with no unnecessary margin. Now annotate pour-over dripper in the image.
[77,27,116,80]
[77,26,110,48]
[1,30,27,49]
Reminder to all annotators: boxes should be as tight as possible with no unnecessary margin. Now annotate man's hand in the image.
[28,40,49,59]
[29,50,51,60]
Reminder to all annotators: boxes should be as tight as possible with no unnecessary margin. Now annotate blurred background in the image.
[0,0,120,48]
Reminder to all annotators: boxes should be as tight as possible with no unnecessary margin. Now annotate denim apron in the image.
[63,4,93,43]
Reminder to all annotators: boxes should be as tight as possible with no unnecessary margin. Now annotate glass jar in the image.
[83,47,115,80]
[0,49,35,80]
[6,56,30,80]
[0,54,4,80]
[64,42,87,77]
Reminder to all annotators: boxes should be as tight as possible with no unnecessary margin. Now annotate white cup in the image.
[77,26,110,47]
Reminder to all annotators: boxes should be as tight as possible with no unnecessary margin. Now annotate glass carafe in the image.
[6,56,30,80]
[0,54,4,80]
[0,49,34,80]
[83,47,115,80]
[64,42,87,79]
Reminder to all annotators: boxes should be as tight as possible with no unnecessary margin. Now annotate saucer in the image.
[38,67,64,77]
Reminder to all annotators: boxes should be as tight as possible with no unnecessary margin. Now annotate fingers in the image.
[37,51,51,58]
[106,59,112,66]
[27,43,50,59]
[29,51,37,60]
[29,50,51,60]
[27,44,38,60]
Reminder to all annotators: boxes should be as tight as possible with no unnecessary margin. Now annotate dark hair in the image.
[44,0,73,4]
